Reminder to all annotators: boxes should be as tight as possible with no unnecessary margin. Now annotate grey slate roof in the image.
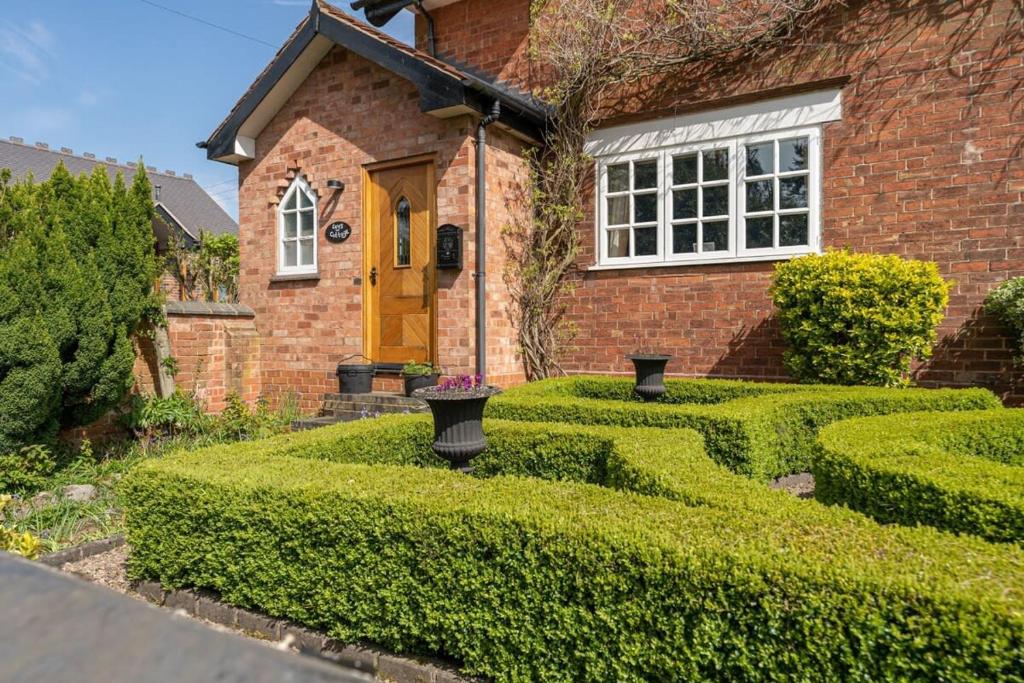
[0,136,237,239]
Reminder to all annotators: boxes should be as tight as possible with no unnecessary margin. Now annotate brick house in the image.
[203,0,1024,408]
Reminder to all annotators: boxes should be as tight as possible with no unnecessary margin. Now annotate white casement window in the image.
[589,89,841,268]
[278,177,318,274]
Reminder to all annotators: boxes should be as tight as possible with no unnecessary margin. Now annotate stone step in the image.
[324,392,427,408]
[322,399,428,415]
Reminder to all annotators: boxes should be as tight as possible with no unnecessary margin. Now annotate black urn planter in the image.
[412,386,502,470]
[627,354,672,402]
[403,373,440,397]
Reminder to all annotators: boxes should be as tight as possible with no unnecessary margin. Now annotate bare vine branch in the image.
[505,0,828,380]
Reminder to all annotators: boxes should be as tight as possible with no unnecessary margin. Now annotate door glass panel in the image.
[395,197,411,267]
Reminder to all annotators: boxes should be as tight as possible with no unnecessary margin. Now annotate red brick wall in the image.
[559,0,1024,402]
[133,309,261,413]
[239,46,521,409]
[417,0,535,92]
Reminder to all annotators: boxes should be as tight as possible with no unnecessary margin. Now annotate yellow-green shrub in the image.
[770,250,950,386]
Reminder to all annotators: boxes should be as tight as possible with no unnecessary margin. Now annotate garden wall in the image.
[134,301,262,413]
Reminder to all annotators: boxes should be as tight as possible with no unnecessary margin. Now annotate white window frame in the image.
[587,89,839,270]
[277,176,318,275]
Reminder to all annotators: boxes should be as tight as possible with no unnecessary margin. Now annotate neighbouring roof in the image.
[0,137,238,241]
[202,0,549,165]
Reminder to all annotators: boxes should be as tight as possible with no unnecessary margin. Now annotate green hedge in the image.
[486,376,1002,480]
[123,416,1024,682]
[816,410,1024,544]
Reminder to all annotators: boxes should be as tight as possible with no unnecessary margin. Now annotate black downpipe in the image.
[475,101,501,381]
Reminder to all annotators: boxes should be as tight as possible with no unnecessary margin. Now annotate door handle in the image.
[369,266,378,286]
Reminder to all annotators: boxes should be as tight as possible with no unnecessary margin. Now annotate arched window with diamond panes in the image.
[278,177,317,274]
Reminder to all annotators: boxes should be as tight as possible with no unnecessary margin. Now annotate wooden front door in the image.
[365,159,436,365]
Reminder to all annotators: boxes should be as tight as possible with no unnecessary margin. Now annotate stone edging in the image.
[39,535,126,567]
[164,301,256,318]
[132,581,477,683]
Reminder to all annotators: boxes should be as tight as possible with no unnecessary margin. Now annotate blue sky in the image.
[0,1,413,220]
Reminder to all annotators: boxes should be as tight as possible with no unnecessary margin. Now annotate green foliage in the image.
[986,276,1024,359]
[401,361,437,377]
[0,162,159,456]
[487,376,1000,480]
[770,250,950,386]
[815,409,1024,543]
[122,416,1024,682]
[164,230,240,302]
[0,444,55,493]
[124,391,296,445]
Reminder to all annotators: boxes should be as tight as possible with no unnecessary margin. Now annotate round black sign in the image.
[325,221,352,244]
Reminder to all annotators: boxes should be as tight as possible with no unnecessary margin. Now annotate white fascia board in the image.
[585,89,843,157]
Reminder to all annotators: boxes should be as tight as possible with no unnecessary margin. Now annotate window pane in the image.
[780,138,809,172]
[779,176,808,209]
[703,185,729,216]
[673,188,697,220]
[608,229,629,257]
[299,238,314,266]
[780,214,810,246]
[634,160,658,190]
[607,196,629,226]
[746,216,774,249]
[746,143,774,176]
[703,221,729,252]
[745,180,773,213]
[284,211,297,239]
[283,241,297,267]
[634,193,657,223]
[300,210,315,237]
[299,189,314,209]
[672,223,697,254]
[673,154,698,185]
[283,191,297,211]
[702,149,729,181]
[634,227,657,256]
[608,164,629,192]
[395,197,411,266]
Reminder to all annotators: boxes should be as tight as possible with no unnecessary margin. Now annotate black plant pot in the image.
[413,386,501,470]
[403,373,439,397]
[627,354,672,402]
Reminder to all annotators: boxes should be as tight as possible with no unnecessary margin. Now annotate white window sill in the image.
[589,250,816,272]
[271,271,320,283]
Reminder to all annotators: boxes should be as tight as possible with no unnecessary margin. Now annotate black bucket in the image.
[336,359,375,394]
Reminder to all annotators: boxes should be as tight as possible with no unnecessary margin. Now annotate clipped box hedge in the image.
[122,415,1024,682]
[486,376,1002,480]
[816,409,1024,544]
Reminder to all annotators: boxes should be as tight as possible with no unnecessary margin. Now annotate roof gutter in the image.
[475,100,501,382]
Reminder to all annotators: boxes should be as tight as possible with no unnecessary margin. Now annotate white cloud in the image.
[0,20,56,84]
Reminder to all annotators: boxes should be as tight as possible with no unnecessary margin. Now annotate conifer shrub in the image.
[0,164,158,469]
[770,250,950,386]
